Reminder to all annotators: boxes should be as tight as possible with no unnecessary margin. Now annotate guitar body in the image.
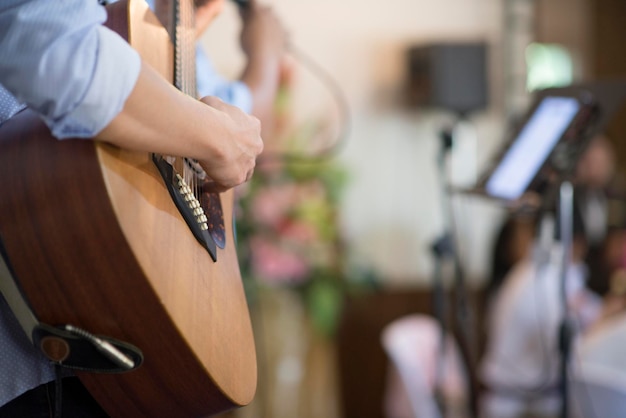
[0,0,256,416]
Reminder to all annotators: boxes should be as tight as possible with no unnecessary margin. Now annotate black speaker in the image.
[406,42,488,116]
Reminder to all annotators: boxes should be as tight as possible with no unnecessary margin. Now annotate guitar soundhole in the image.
[202,191,226,249]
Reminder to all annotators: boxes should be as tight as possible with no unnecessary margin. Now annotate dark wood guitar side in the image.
[0,0,257,416]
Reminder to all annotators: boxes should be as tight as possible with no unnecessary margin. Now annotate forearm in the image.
[97,61,222,160]
[99,61,263,191]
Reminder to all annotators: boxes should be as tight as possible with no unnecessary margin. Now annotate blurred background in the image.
[199,0,626,417]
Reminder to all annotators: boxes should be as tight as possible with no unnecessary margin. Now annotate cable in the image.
[499,213,561,396]
[54,365,63,418]
[488,223,570,394]
[231,0,351,164]
[257,41,352,165]
[567,306,600,418]
[504,251,563,394]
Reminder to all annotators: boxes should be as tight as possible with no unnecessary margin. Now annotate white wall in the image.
[201,0,514,286]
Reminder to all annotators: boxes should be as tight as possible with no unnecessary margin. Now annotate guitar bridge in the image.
[175,173,209,231]
[152,154,220,261]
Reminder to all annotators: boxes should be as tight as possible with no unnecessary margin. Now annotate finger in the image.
[200,95,225,109]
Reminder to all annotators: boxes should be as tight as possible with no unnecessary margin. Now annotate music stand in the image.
[464,80,626,418]
[469,81,626,206]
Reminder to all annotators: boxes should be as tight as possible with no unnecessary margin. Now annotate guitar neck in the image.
[154,0,197,97]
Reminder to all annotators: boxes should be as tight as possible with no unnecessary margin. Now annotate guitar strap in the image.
[0,237,143,374]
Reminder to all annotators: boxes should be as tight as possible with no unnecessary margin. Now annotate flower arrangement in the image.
[235,150,349,336]
[234,56,377,336]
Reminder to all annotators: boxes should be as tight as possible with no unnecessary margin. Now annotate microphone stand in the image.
[430,232,451,417]
[557,181,574,418]
[431,121,478,418]
[430,125,454,417]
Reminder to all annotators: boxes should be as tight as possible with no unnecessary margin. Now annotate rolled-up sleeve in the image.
[0,0,140,139]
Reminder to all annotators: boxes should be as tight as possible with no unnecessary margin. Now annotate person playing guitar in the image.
[0,0,286,416]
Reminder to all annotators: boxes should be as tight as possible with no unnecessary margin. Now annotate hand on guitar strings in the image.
[198,96,263,192]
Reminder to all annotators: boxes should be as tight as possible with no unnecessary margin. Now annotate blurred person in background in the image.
[150,0,288,129]
[479,134,620,418]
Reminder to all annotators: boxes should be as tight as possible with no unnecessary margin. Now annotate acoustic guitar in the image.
[0,0,256,416]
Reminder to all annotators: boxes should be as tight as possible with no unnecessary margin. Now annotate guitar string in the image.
[183,0,201,204]
[176,0,198,201]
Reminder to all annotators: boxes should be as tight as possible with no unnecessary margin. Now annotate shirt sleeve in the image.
[0,0,140,139]
[195,46,253,114]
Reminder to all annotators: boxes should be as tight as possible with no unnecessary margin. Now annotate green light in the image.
[525,43,574,92]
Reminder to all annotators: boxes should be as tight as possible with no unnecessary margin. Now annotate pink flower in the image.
[279,220,319,245]
[249,237,310,285]
[250,184,296,227]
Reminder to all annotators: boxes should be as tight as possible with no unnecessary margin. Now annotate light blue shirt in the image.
[196,45,252,114]
[0,1,252,129]
[0,0,251,408]
[0,0,141,138]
